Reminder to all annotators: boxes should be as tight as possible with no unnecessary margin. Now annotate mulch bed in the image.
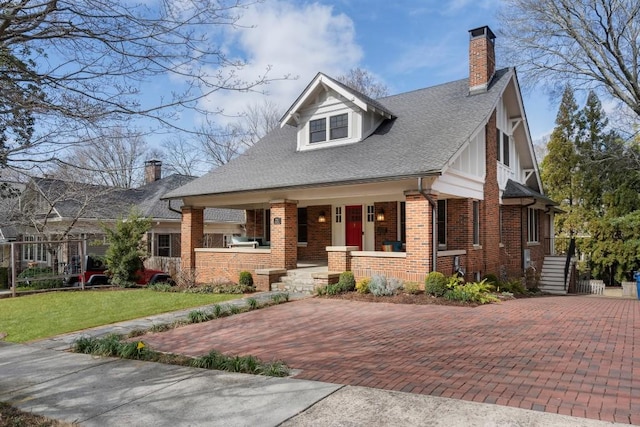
[321,291,494,307]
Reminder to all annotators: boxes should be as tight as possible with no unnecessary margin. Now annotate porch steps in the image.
[271,269,317,294]
[538,255,570,295]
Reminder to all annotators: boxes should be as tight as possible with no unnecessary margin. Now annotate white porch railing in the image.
[497,162,515,190]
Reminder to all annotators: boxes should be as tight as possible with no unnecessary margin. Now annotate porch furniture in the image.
[228,236,259,248]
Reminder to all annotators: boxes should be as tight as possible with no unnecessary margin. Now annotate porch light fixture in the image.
[376,208,385,221]
[318,211,327,223]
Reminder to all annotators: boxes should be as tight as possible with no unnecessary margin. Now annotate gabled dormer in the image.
[280,73,395,152]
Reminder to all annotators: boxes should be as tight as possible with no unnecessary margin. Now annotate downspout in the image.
[167,199,183,215]
[418,177,437,272]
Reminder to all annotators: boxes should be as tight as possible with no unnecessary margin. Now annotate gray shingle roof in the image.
[503,179,557,205]
[164,68,514,199]
[31,176,244,223]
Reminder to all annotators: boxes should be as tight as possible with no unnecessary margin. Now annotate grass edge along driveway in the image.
[0,290,241,343]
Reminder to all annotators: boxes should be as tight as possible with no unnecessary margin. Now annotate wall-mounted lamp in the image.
[318,211,327,223]
[376,208,385,221]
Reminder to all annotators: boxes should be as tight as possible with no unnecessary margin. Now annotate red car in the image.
[64,255,172,286]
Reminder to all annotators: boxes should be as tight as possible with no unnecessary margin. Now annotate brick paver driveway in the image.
[143,296,640,424]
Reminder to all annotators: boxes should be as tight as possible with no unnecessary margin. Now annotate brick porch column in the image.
[270,200,298,270]
[181,206,204,270]
[404,191,436,277]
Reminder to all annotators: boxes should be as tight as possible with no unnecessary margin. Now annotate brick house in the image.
[164,26,559,291]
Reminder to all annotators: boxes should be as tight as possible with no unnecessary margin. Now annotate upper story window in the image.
[496,130,510,167]
[309,113,349,143]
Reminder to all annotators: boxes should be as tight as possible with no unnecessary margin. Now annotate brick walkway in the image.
[142,296,640,424]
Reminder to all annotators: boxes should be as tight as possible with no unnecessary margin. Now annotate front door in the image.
[345,205,363,250]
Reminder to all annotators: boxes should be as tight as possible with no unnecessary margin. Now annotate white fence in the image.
[575,279,605,295]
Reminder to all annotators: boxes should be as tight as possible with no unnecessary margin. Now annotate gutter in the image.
[418,177,437,272]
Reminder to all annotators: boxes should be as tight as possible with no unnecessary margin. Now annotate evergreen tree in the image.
[541,85,581,236]
[102,209,152,288]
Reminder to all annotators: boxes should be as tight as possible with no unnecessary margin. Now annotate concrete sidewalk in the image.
[0,341,631,426]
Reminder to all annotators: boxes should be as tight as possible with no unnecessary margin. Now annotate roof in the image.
[503,179,558,206]
[29,176,244,223]
[164,68,514,199]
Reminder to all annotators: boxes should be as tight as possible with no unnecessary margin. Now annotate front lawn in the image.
[0,290,241,343]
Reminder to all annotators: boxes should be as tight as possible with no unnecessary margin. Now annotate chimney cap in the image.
[469,26,496,41]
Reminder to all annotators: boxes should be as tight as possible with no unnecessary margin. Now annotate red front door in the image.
[345,205,363,250]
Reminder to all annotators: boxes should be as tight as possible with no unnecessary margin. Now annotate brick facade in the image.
[405,192,435,277]
[194,249,271,287]
[270,201,298,270]
[483,111,501,276]
[180,206,204,270]
[298,205,332,261]
[374,201,399,250]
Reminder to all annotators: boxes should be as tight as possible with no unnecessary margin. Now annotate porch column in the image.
[181,206,204,270]
[404,191,436,276]
[270,200,298,270]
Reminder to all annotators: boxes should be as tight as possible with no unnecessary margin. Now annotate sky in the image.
[152,0,566,151]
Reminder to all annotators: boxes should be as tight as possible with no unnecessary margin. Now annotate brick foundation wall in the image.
[194,250,271,285]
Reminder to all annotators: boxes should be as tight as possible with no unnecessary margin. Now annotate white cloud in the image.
[196,0,363,125]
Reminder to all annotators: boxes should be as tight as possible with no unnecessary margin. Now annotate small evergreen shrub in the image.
[356,278,370,294]
[403,281,421,294]
[239,271,254,287]
[337,271,356,292]
[424,271,447,297]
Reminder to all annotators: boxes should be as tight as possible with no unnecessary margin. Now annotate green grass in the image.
[0,290,240,343]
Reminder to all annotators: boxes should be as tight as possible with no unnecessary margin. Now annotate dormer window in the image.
[309,113,349,143]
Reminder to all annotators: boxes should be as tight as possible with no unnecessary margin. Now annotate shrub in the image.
[184,282,254,294]
[499,279,527,295]
[443,279,499,304]
[148,282,174,292]
[482,273,499,286]
[403,281,421,294]
[17,267,63,289]
[424,271,447,297]
[337,271,356,292]
[239,271,254,287]
[369,275,401,296]
[356,278,370,294]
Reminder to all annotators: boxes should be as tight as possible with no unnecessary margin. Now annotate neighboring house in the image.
[0,182,25,273]
[163,26,559,291]
[3,161,244,273]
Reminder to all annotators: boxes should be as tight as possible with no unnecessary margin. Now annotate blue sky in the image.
[158,0,563,144]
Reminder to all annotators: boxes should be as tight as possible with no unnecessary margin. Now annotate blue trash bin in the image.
[635,272,640,300]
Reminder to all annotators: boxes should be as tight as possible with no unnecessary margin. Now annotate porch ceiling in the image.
[182,176,436,209]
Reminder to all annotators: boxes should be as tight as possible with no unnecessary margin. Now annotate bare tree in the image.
[499,0,640,116]
[0,0,288,173]
[53,128,150,188]
[336,67,389,99]
[160,135,201,176]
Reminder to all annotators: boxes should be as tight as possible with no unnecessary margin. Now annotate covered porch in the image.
[178,177,487,291]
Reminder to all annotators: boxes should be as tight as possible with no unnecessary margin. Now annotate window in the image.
[472,201,480,245]
[309,118,326,143]
[366,205,375,223]
[264,209,271,243]
[22,235,46,262]
[309,114,348,143]
[330,113,348,140]
[335,206,342,223]
[157,234,170,257]
[437,200,447,247]
[502,133,510,167]
[400,202,406,244]
[528,208,539,243]
[298,208,307,243]
[497,130,510,166]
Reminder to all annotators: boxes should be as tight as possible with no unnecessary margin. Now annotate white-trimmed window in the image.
[437,199,447,248]
[366,205,375,222]
[496,130,510,167]
[22,235,46,262]
[335,206,342,223]
[309,113,349,143]
[157,234,171,257]
[528,208,539,243]
[472,201,480,245]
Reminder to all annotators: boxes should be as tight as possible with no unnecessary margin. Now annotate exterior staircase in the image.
[538,255,570,295]
[271,268,319,294]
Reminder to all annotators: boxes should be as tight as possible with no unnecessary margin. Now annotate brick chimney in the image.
[469,26,496,94]
[144,159,162,184]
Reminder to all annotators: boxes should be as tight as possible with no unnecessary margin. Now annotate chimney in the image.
[468,26,496,94]
[144,159,162,184]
